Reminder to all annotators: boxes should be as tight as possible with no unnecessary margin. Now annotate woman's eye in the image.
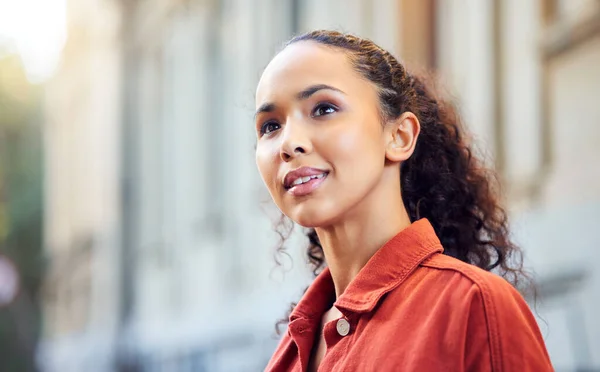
[312,103,338,117]
[260,121,281,136]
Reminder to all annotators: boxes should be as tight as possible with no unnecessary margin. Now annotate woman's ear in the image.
[384,112,420,163]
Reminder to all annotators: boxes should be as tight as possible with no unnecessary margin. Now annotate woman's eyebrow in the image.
[296,84,345,100]
[255,84,345,119]
[255,103,276,119]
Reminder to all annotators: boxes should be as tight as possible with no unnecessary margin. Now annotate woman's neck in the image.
[315,173,411,299]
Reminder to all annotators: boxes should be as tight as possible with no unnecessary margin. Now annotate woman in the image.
[254,30,553,371]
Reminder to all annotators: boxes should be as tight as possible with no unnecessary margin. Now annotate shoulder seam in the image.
[422,255,504,372]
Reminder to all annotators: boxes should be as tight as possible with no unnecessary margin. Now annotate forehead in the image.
[255,41,368,106]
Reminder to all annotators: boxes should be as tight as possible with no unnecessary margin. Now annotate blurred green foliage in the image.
[0,53,44,372]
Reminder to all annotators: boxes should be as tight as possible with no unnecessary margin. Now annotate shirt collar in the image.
[290,218,443,321]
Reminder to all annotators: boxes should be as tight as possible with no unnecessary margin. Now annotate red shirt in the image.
[266,219,553,371]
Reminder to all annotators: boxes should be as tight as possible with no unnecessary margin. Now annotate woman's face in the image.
[254,42,389,227]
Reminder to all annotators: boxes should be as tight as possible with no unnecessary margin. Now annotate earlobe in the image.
[384,112,420,163]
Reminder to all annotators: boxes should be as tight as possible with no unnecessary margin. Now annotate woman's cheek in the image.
[325,121,384,191]
[256,145,278,192]
[326,125,365,163]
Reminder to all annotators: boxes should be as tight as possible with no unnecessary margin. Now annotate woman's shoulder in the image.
[414,253,552,371]
[417,251,536,318]
[420,251,524,302]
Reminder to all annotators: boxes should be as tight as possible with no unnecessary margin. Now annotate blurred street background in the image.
[0,0,599,371]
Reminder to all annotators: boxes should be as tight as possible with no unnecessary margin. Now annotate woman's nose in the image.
[279,120,312,162]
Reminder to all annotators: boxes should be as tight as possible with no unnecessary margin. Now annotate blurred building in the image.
[38,0,600,371]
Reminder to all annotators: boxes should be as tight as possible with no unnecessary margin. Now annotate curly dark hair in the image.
[271,30,531,334]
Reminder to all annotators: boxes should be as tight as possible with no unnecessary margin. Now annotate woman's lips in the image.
[287,172,328,196]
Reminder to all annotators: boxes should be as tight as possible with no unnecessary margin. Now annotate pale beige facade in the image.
[40,0,123,369]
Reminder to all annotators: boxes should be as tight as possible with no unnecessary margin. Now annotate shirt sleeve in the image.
[465,274,554,372]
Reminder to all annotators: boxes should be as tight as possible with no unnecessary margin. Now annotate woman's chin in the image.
[293,218,321,228]
[287,208,338,229]
[279,197,344,228]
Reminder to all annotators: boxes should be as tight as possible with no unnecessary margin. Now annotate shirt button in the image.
[336,318,351,336]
